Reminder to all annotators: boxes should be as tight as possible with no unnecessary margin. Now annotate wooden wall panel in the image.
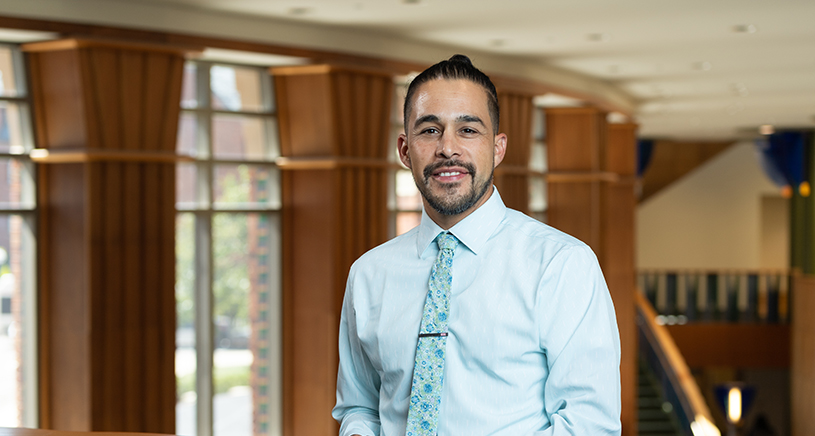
[603,123,637,436]
[275,65,393,436]
[25,39,188,433]
[792,274,815,436]
[546,111,638,436]
[42,163,90,430]
[546,107,604,171]
[640,140,733,201]
[666,324,790,368]
[493,91,533,213]
[545,107,606,252]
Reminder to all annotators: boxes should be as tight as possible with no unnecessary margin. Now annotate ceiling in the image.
[2,0,815,141]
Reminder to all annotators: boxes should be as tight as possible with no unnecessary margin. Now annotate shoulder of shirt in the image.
[348,225,420,273]
[500,207,592,252]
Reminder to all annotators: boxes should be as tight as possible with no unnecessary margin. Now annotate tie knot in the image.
[435,232,458,252]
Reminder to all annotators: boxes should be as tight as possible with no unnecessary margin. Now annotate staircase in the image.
[638,358,683,436]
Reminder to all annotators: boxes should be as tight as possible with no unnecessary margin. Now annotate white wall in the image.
[637,141,786,270]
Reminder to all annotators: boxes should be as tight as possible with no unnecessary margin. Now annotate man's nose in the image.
[437,131,461,159]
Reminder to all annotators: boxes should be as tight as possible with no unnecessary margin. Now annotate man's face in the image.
[398,79,506,223]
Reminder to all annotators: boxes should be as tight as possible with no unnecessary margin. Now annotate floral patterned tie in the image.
[406,232,458,436]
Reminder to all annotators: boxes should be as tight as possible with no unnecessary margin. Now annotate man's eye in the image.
[421,127,439,134]
[461,127,478,134]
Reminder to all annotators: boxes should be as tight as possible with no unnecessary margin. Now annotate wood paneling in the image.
[25,39,187,433]
[792,274,815,436]
[275,65,392,436]
[493,91,533,213]
[666,323,790,368]
[640,140,733,202]
[603,123,637,436]
[546,111,638,436]
[545,107,607,252]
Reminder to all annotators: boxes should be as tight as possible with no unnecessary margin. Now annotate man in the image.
[332,55,621,435]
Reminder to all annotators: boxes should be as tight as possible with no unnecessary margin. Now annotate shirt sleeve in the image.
[536,245,622,435]
[332,270,382,436]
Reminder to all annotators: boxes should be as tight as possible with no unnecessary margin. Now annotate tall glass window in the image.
[0,43,38,429]
[529,105,548,222]
[176,61,282,436]
[388,75,422,237]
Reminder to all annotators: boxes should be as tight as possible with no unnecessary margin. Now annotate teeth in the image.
[438,171,461,177]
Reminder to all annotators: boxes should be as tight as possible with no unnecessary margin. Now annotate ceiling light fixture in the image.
[587,33,611,42]
[731,83,750,97]
[288,7,311,15]
[760,124,775,135]
[733,24,758,34]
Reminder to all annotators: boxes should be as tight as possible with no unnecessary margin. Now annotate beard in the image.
[416,159,493,216]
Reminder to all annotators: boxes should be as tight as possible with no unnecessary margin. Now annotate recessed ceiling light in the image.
[288,7,311,15]
[587,33,611,42]
[693,61,713,71]
[725,103,745,115]
[731,83,749,97]
[733,24,758,34]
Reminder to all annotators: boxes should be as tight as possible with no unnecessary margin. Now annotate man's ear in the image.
[493,133,507,167]
[397,133,412,169]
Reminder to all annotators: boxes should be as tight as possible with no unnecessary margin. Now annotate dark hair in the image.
[403,54,500,132]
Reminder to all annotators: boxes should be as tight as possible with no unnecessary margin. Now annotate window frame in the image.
[0,42,38,429]
[176,59,282,436]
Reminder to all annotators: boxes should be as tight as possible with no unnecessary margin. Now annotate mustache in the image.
[423,159,476,181]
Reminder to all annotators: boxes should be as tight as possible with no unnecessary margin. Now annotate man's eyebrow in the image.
[413,114,440,129]
[457,115,486,126]
[413,114,486,129]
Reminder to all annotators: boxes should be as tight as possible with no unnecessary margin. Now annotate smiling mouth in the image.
[437,170,464,177]
[424,160,476,184]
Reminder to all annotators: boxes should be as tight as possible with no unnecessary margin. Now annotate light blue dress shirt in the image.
[333,189,621,435]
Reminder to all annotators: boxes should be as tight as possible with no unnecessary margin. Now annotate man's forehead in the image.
[409,78,491,119]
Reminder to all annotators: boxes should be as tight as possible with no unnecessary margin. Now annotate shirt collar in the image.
[416,187,507,258]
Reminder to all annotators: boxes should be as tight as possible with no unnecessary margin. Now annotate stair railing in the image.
[637,292,721,436]
[638,269,791,324]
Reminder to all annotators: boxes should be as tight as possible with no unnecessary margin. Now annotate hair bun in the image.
[448,54,473,66]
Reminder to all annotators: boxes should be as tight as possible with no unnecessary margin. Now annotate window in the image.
[176,61,282,436]
[529,105,547,222]
[388,75,422,237]
[0,43,38,428]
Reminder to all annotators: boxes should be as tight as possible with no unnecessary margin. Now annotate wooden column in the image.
[546,108,637,435]
[545,107,606,252]
[604,123,638,436]
[493,90,534,213]
[24,39,188,432]
[792,273,815,436]
[273,65,392,436]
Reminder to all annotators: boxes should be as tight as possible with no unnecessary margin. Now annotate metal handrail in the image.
[636,292,721,436]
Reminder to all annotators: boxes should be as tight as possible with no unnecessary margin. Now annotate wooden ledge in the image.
[270,63,395,78]
[21,37,202,56]
[546,171,619,183]
[275,156,394,170]
[30,148,193,164]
